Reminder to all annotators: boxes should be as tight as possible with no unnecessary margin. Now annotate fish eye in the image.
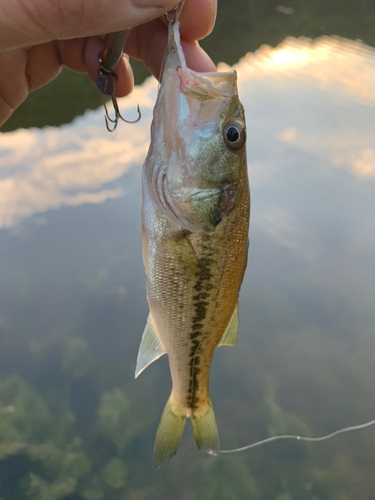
[223,121,246,150]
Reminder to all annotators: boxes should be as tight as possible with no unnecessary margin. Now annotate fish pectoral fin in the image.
[217,303,239,347]
[135,314,166,378]
[168,233,198,274]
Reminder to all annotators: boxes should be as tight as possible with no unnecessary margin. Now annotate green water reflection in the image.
[2,0,375,132]
[1,3,375,500]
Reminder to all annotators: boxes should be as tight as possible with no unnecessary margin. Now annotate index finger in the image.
[0,0,179,50]
[170,0,217,41]
[126,0,217,75]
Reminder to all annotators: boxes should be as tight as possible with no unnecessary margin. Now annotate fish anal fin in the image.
[218,303,239,347]
[135,314,166,378]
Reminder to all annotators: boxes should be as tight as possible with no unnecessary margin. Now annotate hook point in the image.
[104,94,141,132]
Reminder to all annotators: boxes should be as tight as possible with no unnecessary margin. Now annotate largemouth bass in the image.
[136,10,250,466]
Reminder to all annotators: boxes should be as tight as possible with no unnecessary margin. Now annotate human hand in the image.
[0,0,217,126]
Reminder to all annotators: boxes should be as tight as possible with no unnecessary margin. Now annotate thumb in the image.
[0,0,179,50]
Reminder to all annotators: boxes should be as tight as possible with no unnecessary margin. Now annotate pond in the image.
[0,1,375,499]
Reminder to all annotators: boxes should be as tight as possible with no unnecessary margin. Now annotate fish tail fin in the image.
[191,396,220,454]
[154,395,186,467]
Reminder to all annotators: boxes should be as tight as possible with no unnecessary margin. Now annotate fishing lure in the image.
[95,29,140,131]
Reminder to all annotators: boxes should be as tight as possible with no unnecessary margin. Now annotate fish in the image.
[135,9,250,466]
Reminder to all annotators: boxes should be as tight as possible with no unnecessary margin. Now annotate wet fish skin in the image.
[137,19,250,466]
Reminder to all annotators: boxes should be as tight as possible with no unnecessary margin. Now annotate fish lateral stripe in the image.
[187,243,215,408]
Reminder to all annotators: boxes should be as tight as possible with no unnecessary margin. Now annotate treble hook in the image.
[164,5,178,23]
[104,95,141,132]
[95,29,141,132]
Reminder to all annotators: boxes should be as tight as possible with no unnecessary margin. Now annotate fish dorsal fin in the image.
[218,303,239,347]
[135,315,166,378]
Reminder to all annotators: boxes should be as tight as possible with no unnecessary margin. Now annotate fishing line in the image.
[213,417,375,455]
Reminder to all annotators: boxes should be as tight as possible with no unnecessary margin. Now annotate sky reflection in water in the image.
[0,37,375,499]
